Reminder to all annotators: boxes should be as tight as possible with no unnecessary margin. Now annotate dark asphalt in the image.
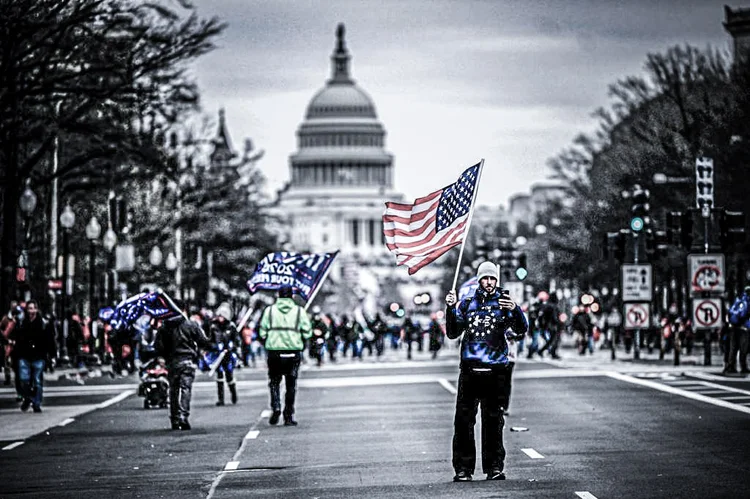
[1,349,750,499]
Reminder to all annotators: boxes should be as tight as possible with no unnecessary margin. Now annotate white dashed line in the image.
[438,379,457,394]
[719,395,750,400]
[575,492,598,499]
[2,441,24,451]
[224,461,239,471]
[521,448,545,459]
[244,430,260,440]
[58,418,75,427]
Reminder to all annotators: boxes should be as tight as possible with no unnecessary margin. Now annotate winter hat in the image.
[476,261,499,281]
[215,302,232,321]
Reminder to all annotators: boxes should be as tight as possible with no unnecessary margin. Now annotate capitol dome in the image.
[289,23,393,188]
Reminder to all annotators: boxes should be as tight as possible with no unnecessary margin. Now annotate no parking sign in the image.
[692,298,723,329]
[624,303,650,330]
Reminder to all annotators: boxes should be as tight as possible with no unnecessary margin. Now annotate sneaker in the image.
[486,469,505,480]
[269,410,281,425]
[284,417,298,426]
[215,401,225,406]
[32,405,42,413]
[178,420,191,430]
[20,399,31,412]
[453,470,472,482]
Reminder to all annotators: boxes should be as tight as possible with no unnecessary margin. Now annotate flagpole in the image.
[156,288,188,320]
[304,252,339,311]
[451,159,485,291]
[235,305,254,332]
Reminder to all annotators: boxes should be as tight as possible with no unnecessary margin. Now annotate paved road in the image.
[2,346,749,498]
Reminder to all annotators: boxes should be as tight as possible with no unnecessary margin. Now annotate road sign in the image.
[621,264,652,302]
[692,298,722,329]
[624,303,650,330]
[688,254,725,295]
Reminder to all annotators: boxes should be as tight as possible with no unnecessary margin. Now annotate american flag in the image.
[383,162,482,275]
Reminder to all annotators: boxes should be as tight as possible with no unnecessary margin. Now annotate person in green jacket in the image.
[259,285,312,426]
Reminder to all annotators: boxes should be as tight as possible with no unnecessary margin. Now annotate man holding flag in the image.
[445,261,528,482]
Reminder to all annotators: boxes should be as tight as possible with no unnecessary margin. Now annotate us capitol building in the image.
[271,24,444,314]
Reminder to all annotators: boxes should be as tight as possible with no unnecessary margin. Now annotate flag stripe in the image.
[382,163,480,275]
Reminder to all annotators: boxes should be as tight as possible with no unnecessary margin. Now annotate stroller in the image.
[137,357,169,409]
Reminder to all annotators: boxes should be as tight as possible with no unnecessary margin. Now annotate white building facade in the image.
[273,24,442,314]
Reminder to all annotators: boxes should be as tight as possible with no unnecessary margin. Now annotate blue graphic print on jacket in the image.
[446,288,529,368]
[729,293,750,329]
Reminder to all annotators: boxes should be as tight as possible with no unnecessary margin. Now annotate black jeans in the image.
[168,359,196,423]
[267,351,301,418]
[727,327,749,371]
[452,366,510,475]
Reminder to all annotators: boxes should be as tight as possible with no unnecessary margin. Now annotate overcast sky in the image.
[190,0,735,208]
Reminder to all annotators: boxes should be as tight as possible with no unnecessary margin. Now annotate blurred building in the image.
[271,24,443,314]
[506,179,568,235]
[724,5,750,62]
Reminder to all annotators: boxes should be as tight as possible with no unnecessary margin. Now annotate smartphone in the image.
[500,289,510,298]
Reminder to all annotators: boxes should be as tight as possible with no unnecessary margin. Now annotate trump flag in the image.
[110,291,182,331]
[246,251,339,301]
[382,162,481,275]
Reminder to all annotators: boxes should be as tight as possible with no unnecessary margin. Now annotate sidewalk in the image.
[526,335,733,376]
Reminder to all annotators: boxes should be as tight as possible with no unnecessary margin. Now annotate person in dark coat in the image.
[445,261,528,482]
[155,300,212,430]
[10,300,57,412]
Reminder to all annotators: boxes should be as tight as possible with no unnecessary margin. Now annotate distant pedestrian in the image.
[258,286,312,426]
[726,286,750,374]
[209,303,240,406]
[445,261,528,482]
[10,300,57,413]
[155,300,212,430]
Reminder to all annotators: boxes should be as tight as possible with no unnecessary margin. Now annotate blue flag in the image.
[458,276,479,303]
[246,251,339,301]
[110,291,182,331]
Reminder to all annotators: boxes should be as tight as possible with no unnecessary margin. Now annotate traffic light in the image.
[646,229,669,257]
[515,254,528,281]
[613,230,627,262]
[630,185,650,233]
[720,210,746,249]
[695,157,714,217]
[666,211,693,250]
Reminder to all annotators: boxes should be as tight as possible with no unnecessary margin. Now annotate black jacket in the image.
[11,314,57,361]
[156,316,212,364]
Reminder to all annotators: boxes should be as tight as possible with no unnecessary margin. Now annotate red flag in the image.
[383,163,481,275]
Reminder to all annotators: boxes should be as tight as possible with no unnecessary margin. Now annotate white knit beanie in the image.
[476,261,499,281]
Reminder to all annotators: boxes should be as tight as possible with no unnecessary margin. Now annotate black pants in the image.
[168,359,196,423]
[727,327,749,371]
[267,351,301,418]
[453,366,510,475]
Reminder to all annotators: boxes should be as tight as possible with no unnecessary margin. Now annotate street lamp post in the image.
[18,180,38,300]
[103,225,117,305]
[59,203,76,366]
[85,216,101,320]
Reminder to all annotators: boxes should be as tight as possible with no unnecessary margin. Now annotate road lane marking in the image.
[2,441,24,451]
[438,379,457,394]
[58,418,75,427]
[576,492,598,499]
[695,390,731,395]
[207,410,269,499]
[521,448,545,459]
[96,390,134,409]
[260,409,272,418]
[606,372,750,415]
[719,395,750,400]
